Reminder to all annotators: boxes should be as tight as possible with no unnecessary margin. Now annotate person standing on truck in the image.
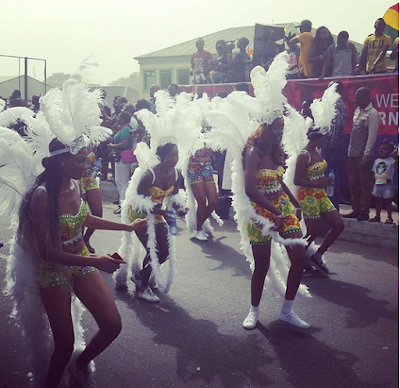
[289,19,314,78]
[355,18,392,75]
[344,87,381,221]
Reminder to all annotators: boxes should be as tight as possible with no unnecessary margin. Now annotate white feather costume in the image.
[2,62,110,387]
[205,53,311,298]
[283,82,340,258]
[114,91,192,293]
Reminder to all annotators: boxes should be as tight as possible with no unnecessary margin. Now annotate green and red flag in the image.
[383,3,399,46]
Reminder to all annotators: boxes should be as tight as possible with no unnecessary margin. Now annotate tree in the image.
[108,73,140,91]
[46,73,71,88]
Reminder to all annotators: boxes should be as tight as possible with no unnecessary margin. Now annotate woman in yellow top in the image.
[294,127,344,275]
[129,142,186,303]
[242,117,310,330]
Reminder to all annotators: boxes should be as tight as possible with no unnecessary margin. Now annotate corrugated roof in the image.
[135,25,258,59]
[135,24,363,59]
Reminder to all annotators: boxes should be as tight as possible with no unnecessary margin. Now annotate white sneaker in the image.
[279,311,310,329]
[69,360,97,388]
[243,311,259,330]
[137,287,160,303]
[195,230,208,241]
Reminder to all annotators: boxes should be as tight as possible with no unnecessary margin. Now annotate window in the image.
[160,70,172,89]
[177,69,190,85]
[143,70,155,91]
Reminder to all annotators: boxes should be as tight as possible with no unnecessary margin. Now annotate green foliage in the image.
[108,72,140,91]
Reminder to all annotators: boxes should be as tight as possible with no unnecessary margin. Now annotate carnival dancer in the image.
[187,144,219,241]
[293,84,344,276]
[205,53,311,331]
[114,91,189,302]
[1,66,145,388]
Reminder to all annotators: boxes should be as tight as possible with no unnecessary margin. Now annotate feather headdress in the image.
[309,82,340,135]
[238,52,289,125]
[40,61,111,156]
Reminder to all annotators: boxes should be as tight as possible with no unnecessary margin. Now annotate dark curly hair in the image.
[156,143,177,161]
[244,123,284,165]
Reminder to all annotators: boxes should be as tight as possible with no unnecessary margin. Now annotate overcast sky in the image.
[1,0,396,84]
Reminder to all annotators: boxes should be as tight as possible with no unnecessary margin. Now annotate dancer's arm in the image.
[244,147,282,215]
[84,214,146,232]
[294,154,331,188]
[31,189,123,273]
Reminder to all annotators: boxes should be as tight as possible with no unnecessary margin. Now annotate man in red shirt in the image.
[191,38,213,84]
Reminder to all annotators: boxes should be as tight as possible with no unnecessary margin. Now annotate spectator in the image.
[308,26,334,78]
[168,84,180,99]
[355,18,392,74]
[107,111,134,214]
[321,81,348,208]
[286,36,300,79]
[231,37,250,82]
[97,89,113,181]
[190,38,213,84]
[390,37,399,72]
[10,89,26,107]
[210,40,232,83]
[320,31,358,79]
[369,139,397,224]
[345,87,381,221]
[148,84,160,113]
[234,83,250,93]
[31,94,41,113]
[290,19,314,78]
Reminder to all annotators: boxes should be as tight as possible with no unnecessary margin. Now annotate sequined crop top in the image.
[37,182,88,246]
[300,150,327,181]
[256,165,285,194]
[128,168,177,223]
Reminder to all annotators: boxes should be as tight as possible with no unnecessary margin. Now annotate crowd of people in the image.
[190,17,398,84]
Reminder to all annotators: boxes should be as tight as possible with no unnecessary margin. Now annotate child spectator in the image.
[369,139,397,224]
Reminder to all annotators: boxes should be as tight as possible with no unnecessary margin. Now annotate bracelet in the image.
[276,213,284,219]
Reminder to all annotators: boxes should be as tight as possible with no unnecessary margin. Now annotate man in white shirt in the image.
[345,87,381,221]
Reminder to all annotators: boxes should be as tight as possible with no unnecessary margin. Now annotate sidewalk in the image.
[100,181,399,250]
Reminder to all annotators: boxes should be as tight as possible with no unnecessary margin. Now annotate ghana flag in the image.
[383,3,399,46]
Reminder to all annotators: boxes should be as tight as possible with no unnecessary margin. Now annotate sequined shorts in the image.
[80,177,100,194]
[247,193,302,245]
[188,162,214,185]
[297,187,336,219]
[37,245,97,289]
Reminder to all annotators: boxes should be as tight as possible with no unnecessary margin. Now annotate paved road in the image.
[0,202,398,388]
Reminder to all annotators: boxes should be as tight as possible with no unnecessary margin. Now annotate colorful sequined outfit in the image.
[297,158,336,219]
[188,147,214,185]
[80,151,100,194]
[247,166,301,245]
[128,168,177,224]
[37,190,97,288]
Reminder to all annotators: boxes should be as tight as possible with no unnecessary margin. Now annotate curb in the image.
[100,181,398,250]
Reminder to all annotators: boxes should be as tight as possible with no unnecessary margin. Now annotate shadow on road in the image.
[302,277,398,328]
[258,321,365,388]
[116,291,274,388]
